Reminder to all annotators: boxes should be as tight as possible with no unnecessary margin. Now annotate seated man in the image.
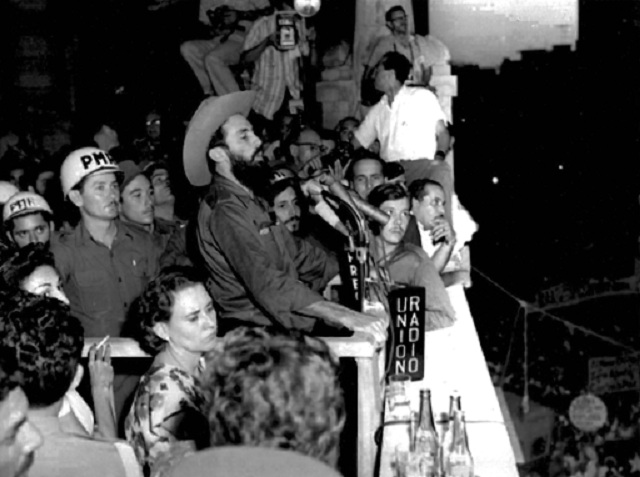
[0,352,43,477]
[345,152,385,201]
[181,1,271,97]
[3,191,55,249]
[267,168,346,257]
[409,178,469,286]
[0,292,142,477]
[289,127,333,180]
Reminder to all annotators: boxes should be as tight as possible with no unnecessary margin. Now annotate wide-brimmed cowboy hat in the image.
[183,91,256,187]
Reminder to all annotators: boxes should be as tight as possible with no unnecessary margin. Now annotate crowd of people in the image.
[0,1,482,476]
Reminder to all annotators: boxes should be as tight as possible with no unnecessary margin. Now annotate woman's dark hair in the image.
[0,243,57,292]
[127,266,207,355]
[0,291,83,408]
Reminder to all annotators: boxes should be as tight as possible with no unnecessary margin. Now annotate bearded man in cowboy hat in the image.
[183,91,387,345]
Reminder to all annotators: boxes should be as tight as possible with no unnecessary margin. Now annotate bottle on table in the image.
[441,395,473,477]
[413,389,439,477]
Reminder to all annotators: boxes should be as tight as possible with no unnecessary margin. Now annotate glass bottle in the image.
[413,389,439,477]
[442,409,473,477]
[439,394,458,474]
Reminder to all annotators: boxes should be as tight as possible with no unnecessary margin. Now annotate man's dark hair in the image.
[385,5,405,23]
[383,162,405,181]
[345,150,385,182]
[368,182,408,209]
[377,51,412,85]
[267,178,300,207]
[127,267,207,355]
[0,243,56,292]
[203,327,345,466]
[0,291,83,408]
[408,178,443,202]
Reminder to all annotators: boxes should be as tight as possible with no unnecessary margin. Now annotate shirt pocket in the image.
[75,269,113,317]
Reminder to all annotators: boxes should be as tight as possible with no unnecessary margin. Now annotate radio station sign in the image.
[387,287,426,381]
[588,355,640,395]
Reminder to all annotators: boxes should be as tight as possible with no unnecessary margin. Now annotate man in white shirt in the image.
[353,51,453,223]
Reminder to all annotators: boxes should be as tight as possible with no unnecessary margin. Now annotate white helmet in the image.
[3,191,53,222]
[60,147,122,197]
[0,181,19,205]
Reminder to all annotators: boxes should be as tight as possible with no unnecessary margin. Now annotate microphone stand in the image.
[321,190,370,313]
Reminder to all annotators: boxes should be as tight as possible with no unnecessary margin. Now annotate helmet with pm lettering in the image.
[60,147,122,197]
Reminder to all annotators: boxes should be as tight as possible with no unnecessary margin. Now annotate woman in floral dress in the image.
[125,267,218,477]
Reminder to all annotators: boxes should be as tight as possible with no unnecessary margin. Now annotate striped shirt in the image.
[243,13,303,119]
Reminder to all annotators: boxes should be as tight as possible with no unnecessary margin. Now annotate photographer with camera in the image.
[240,0,315,132]
[180,0,272,97]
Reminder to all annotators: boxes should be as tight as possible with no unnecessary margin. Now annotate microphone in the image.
[326,180,390,227]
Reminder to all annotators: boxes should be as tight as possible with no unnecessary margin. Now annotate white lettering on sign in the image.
[588,355,640,395]
[391,289,425,380]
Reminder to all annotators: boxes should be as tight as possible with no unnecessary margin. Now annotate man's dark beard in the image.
[231,155,271,199]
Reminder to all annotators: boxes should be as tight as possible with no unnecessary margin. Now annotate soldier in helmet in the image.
[3,191,55,249]
[51,147,161,426]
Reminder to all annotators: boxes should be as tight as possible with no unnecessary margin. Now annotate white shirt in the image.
[354,85,446,162]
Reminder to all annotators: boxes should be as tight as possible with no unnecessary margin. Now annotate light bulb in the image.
[294,0,321,17]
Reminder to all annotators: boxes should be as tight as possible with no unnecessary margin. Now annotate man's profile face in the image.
[8,213,51,248]
[223,115,263,163]
[291,129,326,179]
[272,186,301,233]
[387,9,408,35]
[0,387,43,477]
[412,184,445,231]
[338,119,359,145]
[351,159,384,200]
[121,175,154,226]
[151,168,174,206]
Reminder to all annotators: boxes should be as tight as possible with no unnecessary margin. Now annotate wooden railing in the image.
[84,333,385,477]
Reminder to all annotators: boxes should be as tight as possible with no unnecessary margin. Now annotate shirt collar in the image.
[74,220,133,247]
[213,174,255,200]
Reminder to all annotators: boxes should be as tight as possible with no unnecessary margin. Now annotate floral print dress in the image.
[125,363,209,477]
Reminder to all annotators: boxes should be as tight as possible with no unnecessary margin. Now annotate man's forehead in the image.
[223,114,252,134]
[275,186,296,201]
[354,159,383,175]
[298,129,321,144]
[86,171,119,185]
[124,175,151,193]
[424,184,444,199]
